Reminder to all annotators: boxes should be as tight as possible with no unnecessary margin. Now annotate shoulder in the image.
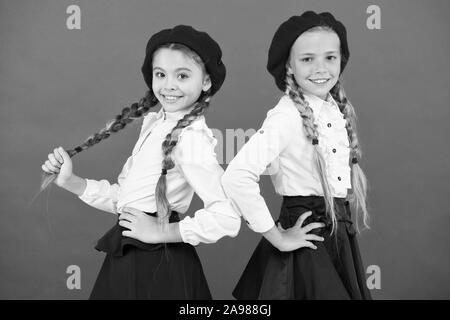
[175,116,218,165]
[267,95,298,117]
[262,95,298,130]
[178,116,216,147]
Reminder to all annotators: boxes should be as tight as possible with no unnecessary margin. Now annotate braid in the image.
[330,81,359,159]
[68,90,158,156]
[284,72,338,234]
[155,92,212,224]
[330,82,370,231]
[40,90,158,191]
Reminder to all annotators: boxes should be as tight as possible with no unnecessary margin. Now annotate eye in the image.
[327,55,337,61]
[177,73,189,80]
[154,71,165,78]
[301,57,312,63]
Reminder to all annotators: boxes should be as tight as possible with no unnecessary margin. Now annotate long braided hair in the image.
[284,71,338,233]
[284,27,369,233]
[329,80,369,231]
[155,91,211,224]
[40,90,158,191]
[41,43,213,227]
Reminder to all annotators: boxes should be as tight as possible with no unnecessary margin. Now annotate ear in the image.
[286,62,293,76]
[202,75,212,92]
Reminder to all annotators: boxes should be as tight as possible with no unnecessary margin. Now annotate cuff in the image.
[178,216,200,246]
[245,218,275,234]
[78,179,98,199]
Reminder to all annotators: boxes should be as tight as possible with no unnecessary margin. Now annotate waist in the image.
[282,195,348,208]
[141,211,180,223]
[272,178,349,198]
[95,211,181,256]
[279,195,352,231]
[117,189,193,214]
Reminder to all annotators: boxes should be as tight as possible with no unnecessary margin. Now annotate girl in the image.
[222,11,372,299]
[41,25,241,300]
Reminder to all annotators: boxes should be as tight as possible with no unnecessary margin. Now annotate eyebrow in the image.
[152,67,192,72]
[299,51,339,56]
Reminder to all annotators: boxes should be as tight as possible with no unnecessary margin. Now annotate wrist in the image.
[262,225,285,251]
[59,174,87,196]
[57,174,74,188]
[159,222,183,243]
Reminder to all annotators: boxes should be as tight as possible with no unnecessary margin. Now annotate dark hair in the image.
[41,43,213,227]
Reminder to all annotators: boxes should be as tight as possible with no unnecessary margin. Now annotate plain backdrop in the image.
[1,0,449,299]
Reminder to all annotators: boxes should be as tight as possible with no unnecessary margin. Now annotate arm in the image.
[76,156,132,214]
[58,173,86,196]
[76,115,153,213]
[120,127,241,245]
[221,111,298,250]
[42,146,122,214]
[174,127,241,245]
[45,116,153,214]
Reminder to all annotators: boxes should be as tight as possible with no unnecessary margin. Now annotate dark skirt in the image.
[233,196,372,300]
[89,211,211,300]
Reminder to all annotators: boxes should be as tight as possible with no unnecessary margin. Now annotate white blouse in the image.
[78,107,241,246]
[222,93,351,233]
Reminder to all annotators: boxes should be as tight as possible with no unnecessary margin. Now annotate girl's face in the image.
[288,29,341,100]
[152,48,211,113]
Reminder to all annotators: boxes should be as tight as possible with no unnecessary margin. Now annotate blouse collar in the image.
[155,105,196,122]
[303,92,339,116]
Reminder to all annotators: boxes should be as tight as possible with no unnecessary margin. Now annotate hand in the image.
[276,211,325,252]
[118,207,163,243]
[41,147,73,187]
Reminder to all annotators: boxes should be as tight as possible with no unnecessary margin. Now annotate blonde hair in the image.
[284,72,369,233]
[284,24,369,233]
[41,43,212,229]
[284,72,337,233]
[329,81,369,231]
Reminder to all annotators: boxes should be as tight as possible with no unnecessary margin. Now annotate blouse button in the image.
[338,176,342,181]
[327,123,332,128]
[332,148,336,153]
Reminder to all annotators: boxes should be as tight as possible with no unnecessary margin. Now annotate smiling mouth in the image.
[309,78,330,85]
[161,94,183,103]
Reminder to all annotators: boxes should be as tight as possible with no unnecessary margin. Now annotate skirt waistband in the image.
[279,196,355,236]
[95,211,180,256]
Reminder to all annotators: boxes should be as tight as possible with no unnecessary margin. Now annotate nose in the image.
[164,75,177,91]
[312,59,327,74]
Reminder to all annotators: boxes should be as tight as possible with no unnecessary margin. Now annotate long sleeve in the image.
[221,109,295,233]
[78,156,132,214]
[175,126,241,246]
[77,114,156,214]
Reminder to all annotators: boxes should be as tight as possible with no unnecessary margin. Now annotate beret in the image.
[141,25,226,96]
[267,11,350,91]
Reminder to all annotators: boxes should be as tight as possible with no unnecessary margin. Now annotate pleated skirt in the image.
[89,211,211,300]
[233,196,372,300]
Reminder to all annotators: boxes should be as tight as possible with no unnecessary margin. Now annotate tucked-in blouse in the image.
[78,107,241,246]
[222,93,351,233]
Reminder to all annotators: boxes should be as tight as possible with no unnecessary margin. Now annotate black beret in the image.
[141,25,226,96]
[267,11,350,91]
